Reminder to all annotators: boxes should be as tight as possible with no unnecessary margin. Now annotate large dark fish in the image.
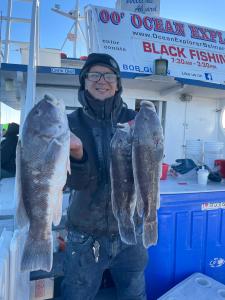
[110,122,137,245]
[132,101,164,248]
[16,94,70,272]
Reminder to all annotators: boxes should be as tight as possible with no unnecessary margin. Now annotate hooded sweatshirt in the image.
[66,88,137,236]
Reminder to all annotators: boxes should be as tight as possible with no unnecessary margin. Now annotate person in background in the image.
[1,128,7,138]
[62,53,148,300]
[0,122,19,179]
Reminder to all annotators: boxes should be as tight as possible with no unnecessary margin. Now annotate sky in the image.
[1,0,225,123]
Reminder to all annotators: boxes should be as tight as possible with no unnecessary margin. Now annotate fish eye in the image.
[58,125,62,129]
[35,109,41,116]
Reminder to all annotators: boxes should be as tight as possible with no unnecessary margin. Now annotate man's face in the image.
[85,65,118,101]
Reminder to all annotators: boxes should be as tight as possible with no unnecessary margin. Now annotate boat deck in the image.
[95,288,117,300]
[46,287,117,300]
[48,289,117,300]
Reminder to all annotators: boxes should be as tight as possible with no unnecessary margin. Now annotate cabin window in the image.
[135,99,166,134]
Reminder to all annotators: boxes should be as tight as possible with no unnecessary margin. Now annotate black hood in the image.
[4,122,19,137]
[79,53,122,91]
[78,88,124,124]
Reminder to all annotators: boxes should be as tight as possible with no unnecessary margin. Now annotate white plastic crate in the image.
[158,272,225,300]
[0,229,13,300]
[0,218,14,235]
[9,228,30,300]
[0,178,16,234]
[0,178,16,215]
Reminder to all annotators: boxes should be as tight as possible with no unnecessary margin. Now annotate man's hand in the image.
[70,132,83,160]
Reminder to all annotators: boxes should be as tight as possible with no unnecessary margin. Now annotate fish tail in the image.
[118,218,137,245]
[143,219,158,248]
[21,233,53,272]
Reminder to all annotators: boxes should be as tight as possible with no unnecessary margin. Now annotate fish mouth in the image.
[140,101,156,112]
[46,98,60,107]
[44,94,65,110]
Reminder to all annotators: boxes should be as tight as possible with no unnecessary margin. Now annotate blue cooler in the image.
[145,191,225,300]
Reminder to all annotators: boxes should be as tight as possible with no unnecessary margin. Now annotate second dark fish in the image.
[110,122,137,245]
[132,101,164,248]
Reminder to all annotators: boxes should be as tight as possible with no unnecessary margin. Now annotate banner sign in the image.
[85,5,225,84]
[115,0,160,16]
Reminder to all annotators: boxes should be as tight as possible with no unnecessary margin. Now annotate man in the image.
[62,53,148,300]
[1,122,19,179]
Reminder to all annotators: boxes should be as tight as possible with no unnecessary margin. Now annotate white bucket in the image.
[197,167,209,185]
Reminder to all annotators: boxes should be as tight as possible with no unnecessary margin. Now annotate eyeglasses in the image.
[85,72,118,83]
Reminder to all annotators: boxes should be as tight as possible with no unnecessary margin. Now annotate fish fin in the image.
[52,191,63,226]
[44,139,62,165]
[143,219,158,248]
[118,220,137,245]
[15,140,29,228]
[21,233,53,272]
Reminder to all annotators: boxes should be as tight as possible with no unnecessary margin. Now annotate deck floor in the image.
[47,287,117,300]
[95,287,117,300]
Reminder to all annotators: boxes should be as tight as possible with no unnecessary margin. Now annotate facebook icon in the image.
[205,73,213,80]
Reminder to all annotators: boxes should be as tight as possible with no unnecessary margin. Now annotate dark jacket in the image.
[66,90,136,236]
[1,123,19,174]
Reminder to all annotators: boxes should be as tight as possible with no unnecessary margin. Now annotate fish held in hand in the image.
[110,122,137,245]
[132,101,164,248]
[16,94,70,272]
